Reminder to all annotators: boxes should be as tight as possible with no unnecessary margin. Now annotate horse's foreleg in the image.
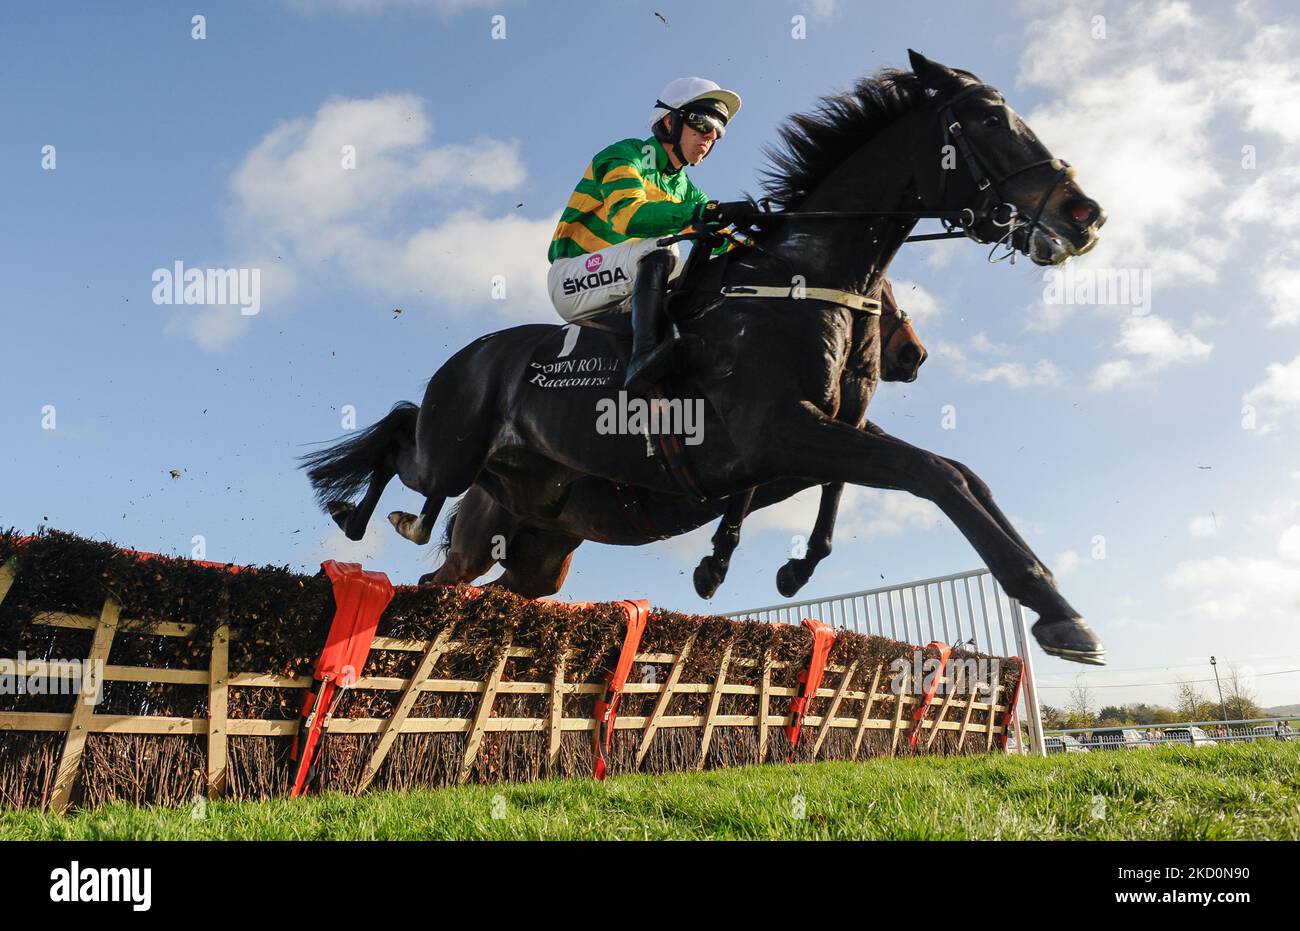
[862,421,1039,563]
[755,413,1104,664]
[389,494,445,545]
[775,483,844,598]
[418,486,517,585]
[496,528,583,599]
[693,488,755,599]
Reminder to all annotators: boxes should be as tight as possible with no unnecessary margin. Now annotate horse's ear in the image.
[907,49,956,90]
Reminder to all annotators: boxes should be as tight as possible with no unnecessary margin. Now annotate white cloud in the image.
[1017,0,1300,387]
[1165,552,1300,624]
[1280,525,1300,562]
[970,332,1009,355]
[1226,166,1300,327]
[163,261,299,351]
[231,95,524,232]
[1166,524,1300,627]
[190,93,556,350]
[1188,514,1219,539]
[888,278,942,327]
[1054,549,1082,577]
[1020,57,1223,284]
[745,484,944,540]
[1249,498,1300,529]
[1022,297,1078,333]
[1243,354,1300,426]
[1117,315,1212,363]
[1089,315,1211,389]
[1257,264,1300,327]
[937,341,1065,389]
[319,517,389,565]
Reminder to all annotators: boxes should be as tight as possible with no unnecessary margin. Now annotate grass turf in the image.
[2,742,1297,840]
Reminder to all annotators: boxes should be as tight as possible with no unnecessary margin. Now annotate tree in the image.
[1039,704,1067,729]
[1173,678,1208,720]
[1222,663,1264,720]
[1098,705,1131,725]
[1065,674,1097,728]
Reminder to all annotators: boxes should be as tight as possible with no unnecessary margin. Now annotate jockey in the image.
[547,76,760,395]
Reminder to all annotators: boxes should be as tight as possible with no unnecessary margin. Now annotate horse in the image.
[410,275,924,600]
[300,50,1109,664]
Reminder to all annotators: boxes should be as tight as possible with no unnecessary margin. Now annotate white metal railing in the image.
[1047,717,1298,748]
[724,568,1046,756]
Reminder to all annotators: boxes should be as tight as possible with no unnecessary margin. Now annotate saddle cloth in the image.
[525,321,631,391]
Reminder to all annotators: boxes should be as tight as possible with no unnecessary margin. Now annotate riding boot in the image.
[622,248,678,397]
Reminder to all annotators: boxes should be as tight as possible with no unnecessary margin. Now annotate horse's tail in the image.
[299,401,418,508]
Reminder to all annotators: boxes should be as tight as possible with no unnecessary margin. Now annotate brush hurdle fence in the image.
[0,533,1025,812]
[725,569,1046,757]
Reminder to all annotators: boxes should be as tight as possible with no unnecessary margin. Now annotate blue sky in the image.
[4,0,1299,709]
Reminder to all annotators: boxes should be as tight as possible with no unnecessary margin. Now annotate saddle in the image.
[525,252,716,394]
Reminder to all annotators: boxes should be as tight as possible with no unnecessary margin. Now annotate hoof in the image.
[327,501,364,541]
[1032,617,1106,666]
[776,561,807,599]
[693,559,721,599]
[327,500,352,529]
[388,510,430,545]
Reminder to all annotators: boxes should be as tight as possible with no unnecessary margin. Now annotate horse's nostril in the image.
[1069,198,1102,228]
[899,346,921,367]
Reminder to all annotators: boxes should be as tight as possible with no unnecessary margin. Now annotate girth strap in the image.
[720,285,882,315]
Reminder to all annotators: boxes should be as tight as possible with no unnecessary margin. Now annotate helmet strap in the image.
[654,101,688,173]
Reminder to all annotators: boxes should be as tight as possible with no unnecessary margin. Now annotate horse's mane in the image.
[758,68,937,211]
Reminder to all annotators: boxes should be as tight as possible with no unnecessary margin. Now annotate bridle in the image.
[934,83,1077,262]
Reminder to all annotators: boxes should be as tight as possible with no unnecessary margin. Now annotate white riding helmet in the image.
[649,76,743,137]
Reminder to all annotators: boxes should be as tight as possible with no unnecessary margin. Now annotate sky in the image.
[3,0,1299,711]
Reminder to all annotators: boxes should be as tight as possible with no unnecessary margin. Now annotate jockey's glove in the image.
[696,200,762,229]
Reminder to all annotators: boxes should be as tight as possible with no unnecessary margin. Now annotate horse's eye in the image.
[982,114,1001,127]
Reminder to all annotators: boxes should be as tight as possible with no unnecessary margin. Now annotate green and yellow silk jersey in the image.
[548,135,710,263]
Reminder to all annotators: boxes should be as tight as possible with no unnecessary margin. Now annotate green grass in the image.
[3,743,1298,840]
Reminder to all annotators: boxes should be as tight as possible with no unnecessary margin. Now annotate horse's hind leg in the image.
[494,528,583,599]
[390,368,500,545]
[776,483,843,598]
[301,402,419,541]
[694,488,755,598]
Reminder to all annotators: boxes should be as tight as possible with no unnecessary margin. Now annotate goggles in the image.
[682,108,727,138]
[656,99,729,139]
